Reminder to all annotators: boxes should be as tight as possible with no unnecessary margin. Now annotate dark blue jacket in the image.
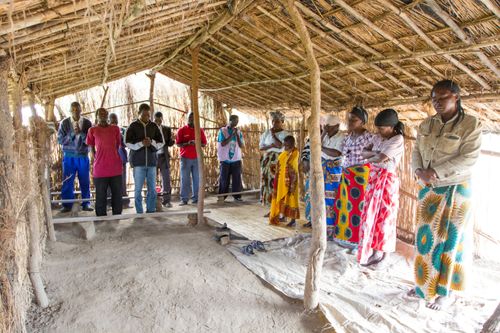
[125,119,164,167]
[57,117,92,157]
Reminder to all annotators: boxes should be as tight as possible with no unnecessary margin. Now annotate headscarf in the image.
[350,106,368,124]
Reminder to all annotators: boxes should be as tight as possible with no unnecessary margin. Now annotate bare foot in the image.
[426,294,456,311]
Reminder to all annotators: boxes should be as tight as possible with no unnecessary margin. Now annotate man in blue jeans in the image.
[57,102,93,213]
[175,113,207,205]
[125,104,164,214]
[217,114,244,201]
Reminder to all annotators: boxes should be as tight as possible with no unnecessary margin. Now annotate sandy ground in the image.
[27,213,330,333]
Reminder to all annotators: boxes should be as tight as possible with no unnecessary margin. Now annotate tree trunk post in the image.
[282,0,326,311]
[298,107,306,199]
[147,70,156,113]
[191,46,205,225]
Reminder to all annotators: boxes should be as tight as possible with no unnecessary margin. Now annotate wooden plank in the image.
[53,210,211,224]
[205,201,309,242]
[213,189,260,197]
[51,196,133,204]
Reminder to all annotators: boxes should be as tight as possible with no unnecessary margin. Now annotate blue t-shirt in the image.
[217,127,244,163]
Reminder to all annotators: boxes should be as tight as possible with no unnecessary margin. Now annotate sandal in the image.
[361,252,386,267]
[250,240,266,252]
[286,219,296,227]
[303,222,312,228]
[241,244,255,256]
[216,223,229,232]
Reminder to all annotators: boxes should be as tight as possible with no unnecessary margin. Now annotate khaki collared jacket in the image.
[412,113,482,187]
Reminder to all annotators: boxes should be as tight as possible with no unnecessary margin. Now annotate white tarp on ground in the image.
[227,235,499,333]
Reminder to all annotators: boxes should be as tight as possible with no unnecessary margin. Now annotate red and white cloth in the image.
[357,166,399,265]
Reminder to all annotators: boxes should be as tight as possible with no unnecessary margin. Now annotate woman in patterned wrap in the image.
[259,111,290,215]
[409,80,482,310]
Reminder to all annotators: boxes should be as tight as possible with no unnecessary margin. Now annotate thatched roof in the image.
[1,0,499,128]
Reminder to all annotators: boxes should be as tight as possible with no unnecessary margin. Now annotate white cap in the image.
[323,114,341,126]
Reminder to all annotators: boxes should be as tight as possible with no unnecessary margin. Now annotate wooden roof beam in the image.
[164,64,264,108]
[369,14,497,50]
[225,26,350,100]
[255,6,398,96]
[293,2,417,95]
[101,0,146,85]
[3,2,221,54]
[196,36,498,95]
[219,32,340,106]
[478,0,500,19]
[194,47,310,104]
[376,0,487,93]
[330,0,437,88]
[151,0,257,71]
[359,92,499,109]
[175,57,286,106]
[240,19,372,98]
[425,0,498,83]
[0,0,108,36]
[203,37,312,104]
[25,31,197,80]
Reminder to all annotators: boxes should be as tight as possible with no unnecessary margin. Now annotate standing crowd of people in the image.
[57,103,244,217]
[57,79,481,311]
[259,80,482,311]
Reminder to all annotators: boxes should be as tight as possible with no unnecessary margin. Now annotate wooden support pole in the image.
[146,70,156,113]
[27,128,49,307]
[298,108,306,199]
[11,75,23,130]
[191,46,206,226]
[30,95,57,242]
[44,98,55,122]
[27,202,49,308]
[282,0,326,311]
[42,165,56,241]
[100,86,109,108]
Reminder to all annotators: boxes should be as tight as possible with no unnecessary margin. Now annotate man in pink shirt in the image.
[175,112,207,205]
[86,108,123,216]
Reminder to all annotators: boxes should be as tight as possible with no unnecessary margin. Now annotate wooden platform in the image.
[205,198,310,242]
[52,196,310,242]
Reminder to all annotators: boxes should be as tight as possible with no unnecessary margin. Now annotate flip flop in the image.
[241,245,255,256]
[250,240,266,252]
[361,252,386,267]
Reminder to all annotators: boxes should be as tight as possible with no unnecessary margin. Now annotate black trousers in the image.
[94,175,123,216]
[218,161,243,199]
